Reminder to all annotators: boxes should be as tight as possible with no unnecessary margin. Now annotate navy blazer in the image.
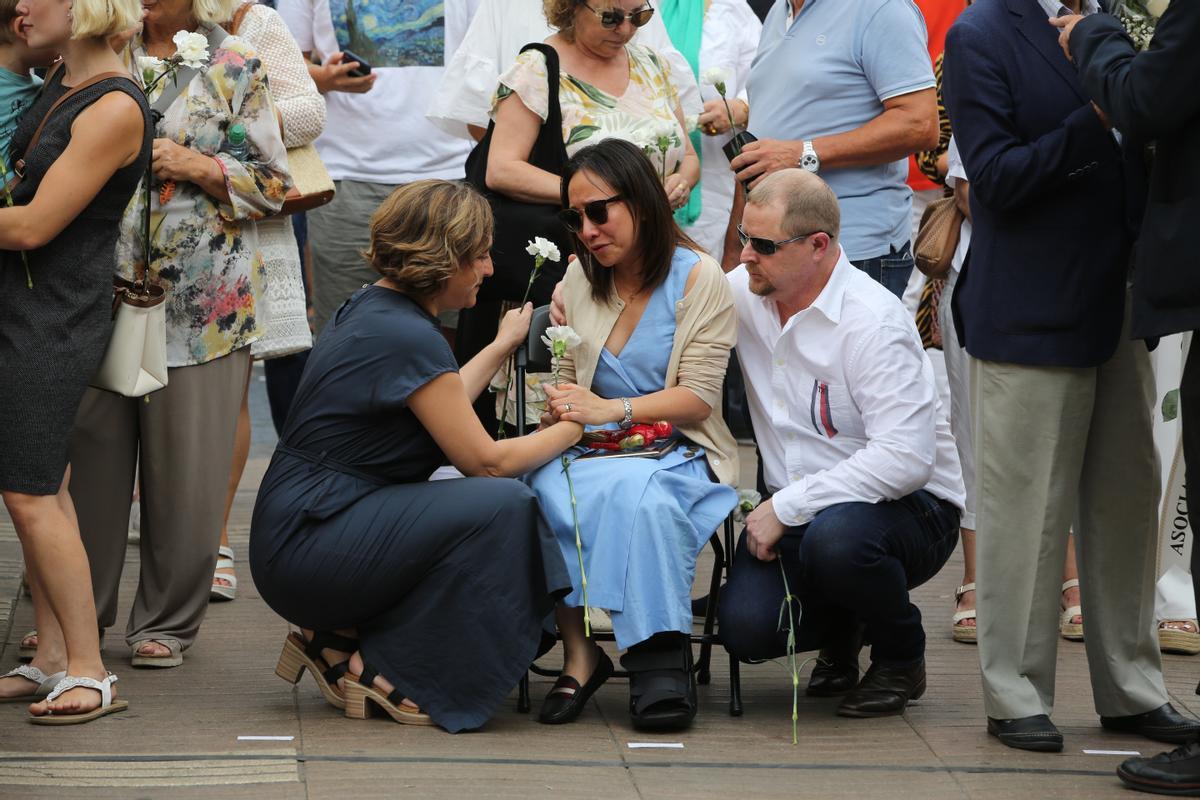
[1071,5,1200,340]
[942,0,1134,368]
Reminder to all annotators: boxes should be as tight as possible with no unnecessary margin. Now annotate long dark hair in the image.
[559,138,703,304]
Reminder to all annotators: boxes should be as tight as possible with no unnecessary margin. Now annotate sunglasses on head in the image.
[559,194,623,232]
[737,223,825,256]
[581,1,655,29]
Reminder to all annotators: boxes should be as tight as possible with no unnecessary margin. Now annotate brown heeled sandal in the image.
[343,664,434,726]
[274,631,357,710]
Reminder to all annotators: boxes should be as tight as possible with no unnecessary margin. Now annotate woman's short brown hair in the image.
[364,180,493,299]
[542,0,579,40]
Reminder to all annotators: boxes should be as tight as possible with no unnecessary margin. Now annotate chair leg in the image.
[722,516,743,716]
[518,672,531,713]
[697,531,724,686]
[729,653,743,716]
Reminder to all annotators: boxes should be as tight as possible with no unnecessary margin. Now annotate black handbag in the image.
[464,43,572,305]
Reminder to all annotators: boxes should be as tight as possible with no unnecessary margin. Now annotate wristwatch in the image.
[619,397,634,430]
[799,140,820,173]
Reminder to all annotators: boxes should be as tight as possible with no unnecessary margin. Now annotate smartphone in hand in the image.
[340,49,372,78]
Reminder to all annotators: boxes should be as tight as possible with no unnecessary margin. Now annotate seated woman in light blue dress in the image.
[527,138,738,731]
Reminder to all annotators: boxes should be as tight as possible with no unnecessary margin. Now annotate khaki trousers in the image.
[972,302,1167,719]
[69,348,251,651]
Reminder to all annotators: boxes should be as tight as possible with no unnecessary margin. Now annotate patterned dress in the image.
[117,29,292,368]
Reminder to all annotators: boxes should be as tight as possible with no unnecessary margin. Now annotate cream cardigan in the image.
[559,248,739,486]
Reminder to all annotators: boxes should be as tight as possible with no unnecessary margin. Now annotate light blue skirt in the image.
[526,443,737,649]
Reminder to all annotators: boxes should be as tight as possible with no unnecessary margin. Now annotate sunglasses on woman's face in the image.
[581,1,655,29]
[737,223,825,256]
[559,194,623,232]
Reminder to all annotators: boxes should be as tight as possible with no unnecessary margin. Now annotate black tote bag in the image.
[464,43,572,305]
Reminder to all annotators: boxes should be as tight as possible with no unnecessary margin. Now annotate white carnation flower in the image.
[541,325,582,357]
[172,30,210,69]
[732,489,762,523]
[525,236,561,262]
[701,67,729,91]
[684,114,699,133]
[655,119,677,140]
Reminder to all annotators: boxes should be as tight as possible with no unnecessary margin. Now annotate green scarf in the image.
[660,0,704,227]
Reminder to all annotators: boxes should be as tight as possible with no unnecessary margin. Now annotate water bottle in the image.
[220,123,250,162]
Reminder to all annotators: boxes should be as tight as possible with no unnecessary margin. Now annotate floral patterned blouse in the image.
[492,43,686,177]
[117,29,292,367]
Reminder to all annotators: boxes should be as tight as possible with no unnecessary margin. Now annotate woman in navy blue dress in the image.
[250,181,580,733]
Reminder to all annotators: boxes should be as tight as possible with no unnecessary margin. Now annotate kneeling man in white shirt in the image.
[719,170,965,718]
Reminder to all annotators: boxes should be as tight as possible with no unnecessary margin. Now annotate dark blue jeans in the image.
[718,490,959,666]
[850,241,913,300]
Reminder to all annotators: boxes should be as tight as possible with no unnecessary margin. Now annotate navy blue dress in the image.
[250,285,571,732]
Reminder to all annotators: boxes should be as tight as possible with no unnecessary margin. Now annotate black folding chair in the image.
[513,306,742,716]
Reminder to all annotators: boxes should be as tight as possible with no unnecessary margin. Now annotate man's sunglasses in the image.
[737,223,825,255]
[559,195,623,232]
[581,1,655,29]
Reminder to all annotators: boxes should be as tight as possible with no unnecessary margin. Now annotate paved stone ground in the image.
[1,366,1197,799]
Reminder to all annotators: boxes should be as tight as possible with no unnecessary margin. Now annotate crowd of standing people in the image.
[1,0,1199,794]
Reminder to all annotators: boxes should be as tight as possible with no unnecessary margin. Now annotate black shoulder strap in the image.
[518,42,565,136]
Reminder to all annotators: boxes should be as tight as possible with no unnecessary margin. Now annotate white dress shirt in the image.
[729,250,966,527]
[426,0,702,140]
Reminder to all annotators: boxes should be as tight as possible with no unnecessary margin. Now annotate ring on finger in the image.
[565,403,572,412]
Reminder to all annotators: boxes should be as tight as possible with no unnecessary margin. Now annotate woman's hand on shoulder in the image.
[494,302,533,354]
[543,383,622,426]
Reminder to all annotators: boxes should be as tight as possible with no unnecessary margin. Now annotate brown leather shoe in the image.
[836,659,925,718]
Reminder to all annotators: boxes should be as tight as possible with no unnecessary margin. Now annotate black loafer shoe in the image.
[836,659,925,718]
[537,648,614,725]
[986,715,1064,752]
[1117,741,1200,795]
[1102,703,1200,745]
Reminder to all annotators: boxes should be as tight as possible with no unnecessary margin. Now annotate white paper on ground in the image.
[1083,749,1140,756]
[627,742,685,749]
[237,735,295,741]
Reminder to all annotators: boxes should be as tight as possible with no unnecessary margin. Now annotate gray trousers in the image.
[972,299,1167,719]
[308,179,397,337]
[69,348,251,651]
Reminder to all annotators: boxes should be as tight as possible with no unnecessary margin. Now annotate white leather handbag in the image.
[90,278,167,397]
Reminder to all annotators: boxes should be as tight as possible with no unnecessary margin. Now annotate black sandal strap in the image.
[359,664,380,689]
[305,631,359,659]
[322,659,351,686]
[358,661,407,707]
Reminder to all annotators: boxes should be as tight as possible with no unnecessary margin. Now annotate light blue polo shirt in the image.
[747,0,935,261]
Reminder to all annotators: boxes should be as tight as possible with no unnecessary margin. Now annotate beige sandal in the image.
[1060,579,1084,641]
[1159,619,1200,655]
[952,583,977,644]
[130,638,183,668]
[343,664,434,726]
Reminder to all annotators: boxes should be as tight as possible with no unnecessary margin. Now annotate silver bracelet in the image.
[619,397,634,429]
